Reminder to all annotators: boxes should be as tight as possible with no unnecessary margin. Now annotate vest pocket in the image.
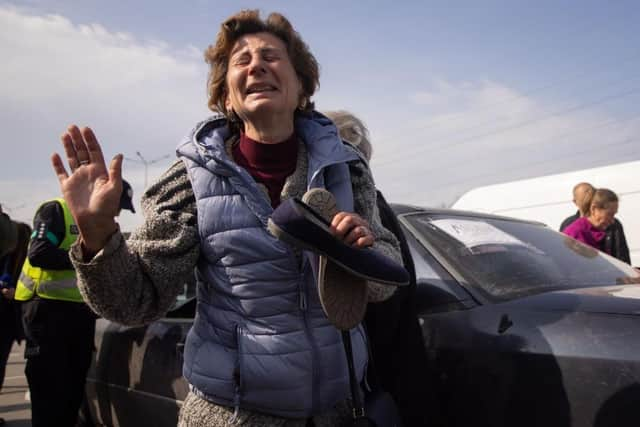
[234,326,312,416]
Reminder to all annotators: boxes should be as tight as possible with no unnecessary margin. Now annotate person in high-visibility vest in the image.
[16,181,135,427]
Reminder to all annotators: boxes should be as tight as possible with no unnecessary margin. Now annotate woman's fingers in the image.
[107,154,124,195]
[331,212,374,248]
[81,126,106,166]
[344,225,374,247]
[51,153,69,183]
[61,130,80,171]
[108,154,123,180]
[331,212,364,238]
[68,125,91,165]
[343,225,375,248]
[60,125,110,175]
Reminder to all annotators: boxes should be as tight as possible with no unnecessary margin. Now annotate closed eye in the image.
[232,53,251,66]
[261,47,282,62]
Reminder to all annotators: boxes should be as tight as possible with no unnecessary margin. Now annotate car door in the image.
[395,219,475,421]
[84,316,114,426]
[398,212,578,427]
[86,290,195,427]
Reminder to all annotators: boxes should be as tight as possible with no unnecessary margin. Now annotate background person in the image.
[325,110,437,426]
[0,218,30,427]
[559,182,594,231]
[561,183,630,263]
[15,182,135,427]
[0,221,31,386]
[0,205,17,259]
[562,188,620,255]
[50,10,401,427]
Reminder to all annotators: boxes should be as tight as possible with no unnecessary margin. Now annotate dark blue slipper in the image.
[268,197,409,287]
[303,188,369,330]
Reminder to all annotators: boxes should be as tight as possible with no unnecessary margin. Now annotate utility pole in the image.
[125,151,171,188]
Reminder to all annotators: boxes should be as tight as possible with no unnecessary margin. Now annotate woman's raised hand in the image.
[51,125,123,254]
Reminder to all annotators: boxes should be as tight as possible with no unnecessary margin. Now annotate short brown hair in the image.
[204,10,320,118]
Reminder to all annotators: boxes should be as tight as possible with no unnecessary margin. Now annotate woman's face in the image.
[225,32,301,128]
[590,202,618,230]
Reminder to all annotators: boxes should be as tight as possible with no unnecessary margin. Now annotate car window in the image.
[410,236,443,282]
[406,233,461,292]
[404,231,473,312]
[405,213,640,301]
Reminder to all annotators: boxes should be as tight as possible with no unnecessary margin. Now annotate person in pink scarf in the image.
[563,188,619,254]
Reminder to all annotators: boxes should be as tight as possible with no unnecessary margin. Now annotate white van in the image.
[452,161,640,266]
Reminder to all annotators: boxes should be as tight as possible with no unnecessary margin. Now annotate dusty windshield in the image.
[405,213,640,301]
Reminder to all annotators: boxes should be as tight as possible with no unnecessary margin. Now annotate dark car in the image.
[84,206,640,427]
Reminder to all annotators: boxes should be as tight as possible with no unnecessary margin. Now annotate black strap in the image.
[1,254,11,275]
[341,330,366,420]
[361,323,383,392]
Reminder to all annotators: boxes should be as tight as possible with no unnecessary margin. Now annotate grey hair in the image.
[324,110,373,161]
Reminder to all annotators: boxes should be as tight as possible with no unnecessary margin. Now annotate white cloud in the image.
[0,5,210,231]
[2,5,638,233]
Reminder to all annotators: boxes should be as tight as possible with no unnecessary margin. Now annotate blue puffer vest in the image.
[177,113,369,418]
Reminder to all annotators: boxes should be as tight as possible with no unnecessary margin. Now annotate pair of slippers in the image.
[268,189,409,330]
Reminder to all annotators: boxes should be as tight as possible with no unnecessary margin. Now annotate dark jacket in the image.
[0,211,17,258]
[0,222,31,343]
[604,219,631,264]
[560,211,630,264]
[365,191,436,427]
[559,212,580,233]
[27,201,74,270]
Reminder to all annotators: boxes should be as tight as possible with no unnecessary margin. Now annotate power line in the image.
[409,71,640,147]
[381,113,640,181]
[380,84,640,166]
[376,85,640,168]
[421,137,637,192]
[409,50,640,135]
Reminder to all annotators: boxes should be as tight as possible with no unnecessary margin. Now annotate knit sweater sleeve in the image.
[69,160,200,326]
[349,161,402,302]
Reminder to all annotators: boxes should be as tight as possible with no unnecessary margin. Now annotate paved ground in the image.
[0,342,31,426]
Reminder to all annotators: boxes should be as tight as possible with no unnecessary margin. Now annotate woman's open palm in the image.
[51,125,123,252]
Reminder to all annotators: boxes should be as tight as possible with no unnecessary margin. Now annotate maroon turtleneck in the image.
[232,132,298,208]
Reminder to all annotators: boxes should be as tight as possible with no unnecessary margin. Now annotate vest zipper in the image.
[229,324,244,424]
[229,388,241,424]
[299,257,321,413]
[299,286,307,311]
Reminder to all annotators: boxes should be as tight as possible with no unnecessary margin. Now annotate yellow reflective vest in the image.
[15,198,82,302]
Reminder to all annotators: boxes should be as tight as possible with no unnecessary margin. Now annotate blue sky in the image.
[1,0,639,230]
